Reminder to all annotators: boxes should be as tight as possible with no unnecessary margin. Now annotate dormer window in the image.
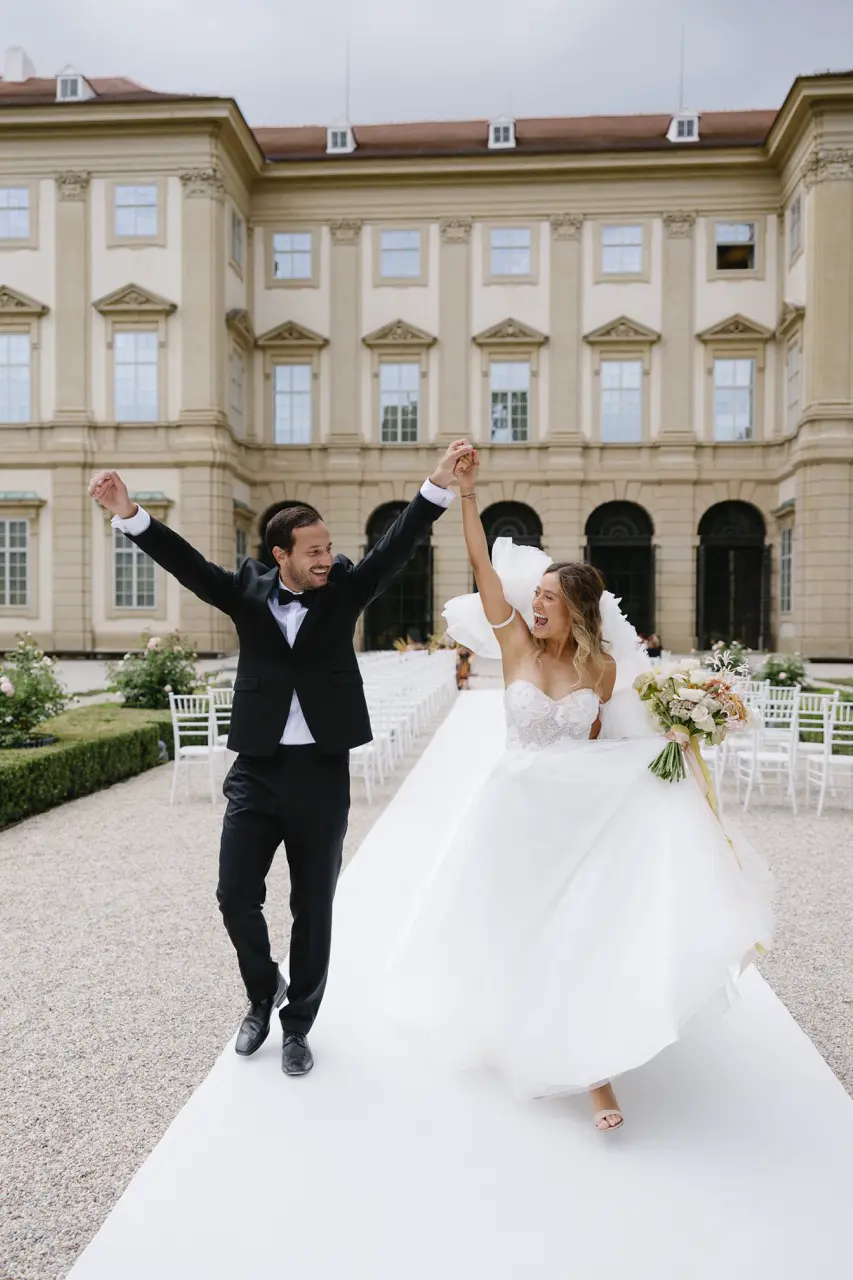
[56,69,94,103]
[326,124,355,155]
[667,112,699,143]
[489,119,516,150]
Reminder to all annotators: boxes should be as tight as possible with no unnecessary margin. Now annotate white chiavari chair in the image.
[806,700,853,816]
[168,692,217,805]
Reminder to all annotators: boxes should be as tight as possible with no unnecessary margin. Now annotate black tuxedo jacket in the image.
[128,492,447,756]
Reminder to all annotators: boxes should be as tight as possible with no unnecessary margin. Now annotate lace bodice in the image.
[504,681,600,751]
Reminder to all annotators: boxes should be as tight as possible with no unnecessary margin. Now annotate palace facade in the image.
[1,49,852,656]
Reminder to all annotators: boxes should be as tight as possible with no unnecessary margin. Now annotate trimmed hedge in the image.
[0,704,174,830]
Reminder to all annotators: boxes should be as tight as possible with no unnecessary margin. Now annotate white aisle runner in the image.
[69,694,853,1280]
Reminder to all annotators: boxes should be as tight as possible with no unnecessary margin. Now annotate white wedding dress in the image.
[376,540,775,1098]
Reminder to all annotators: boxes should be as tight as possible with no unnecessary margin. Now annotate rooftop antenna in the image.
[345,38,351,120]
[678,24,686,111]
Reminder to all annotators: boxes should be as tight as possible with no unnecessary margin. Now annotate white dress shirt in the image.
[112,477,454,745]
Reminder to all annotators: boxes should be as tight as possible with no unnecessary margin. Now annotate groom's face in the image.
[276,520,333,592]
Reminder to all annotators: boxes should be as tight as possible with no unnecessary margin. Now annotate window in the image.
[235,526,248,569]
[714,222,757,272]
[273,364,312,444]
[0,334,30,423]
[113,528,155,609]
[667,113,700,142]
[327,125,355,153]
[0,188,30,241]
[489,121,515,148]
[779,526,793,614]
[272,232,313,282]
[490,361,530,442]
[113,185,158,240]
[57,74,85,101]
[379,363,419,443]
[379,229,421,280]
[789,196,802,262]
[0,518,28,608]
[600,360,643,442]
[677,118,695,139]
[489,228,532,278]
[786,341,801,434]
[114,331,159,422]
[231,210,244,271]
[230,347,245,434]
[601,225,644,277]
[713,358,755,441]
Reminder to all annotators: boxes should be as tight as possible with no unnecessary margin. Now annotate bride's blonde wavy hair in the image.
[537,561,608,685]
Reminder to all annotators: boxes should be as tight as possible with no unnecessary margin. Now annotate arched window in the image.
[585,502,655,638]
[364,503,433,649]
[697,501,769,649]
[481,502,543,553]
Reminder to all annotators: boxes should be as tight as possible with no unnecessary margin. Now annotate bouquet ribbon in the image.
[664,728,748,880]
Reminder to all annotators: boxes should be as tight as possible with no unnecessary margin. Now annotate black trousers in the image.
[217,746,350,1033]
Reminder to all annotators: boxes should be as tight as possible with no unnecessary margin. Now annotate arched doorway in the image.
[364,503,433,649]
[585,502,655,638]
[256,499,322,568]
[481,502,543,554]
[697,502,769,649]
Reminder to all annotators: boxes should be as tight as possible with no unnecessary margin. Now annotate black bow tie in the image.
[278,587,320,608]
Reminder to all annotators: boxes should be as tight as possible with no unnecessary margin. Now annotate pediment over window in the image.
[584,316,660,345]
[93,284,177,315]
[226,308,256,345]
[256,320,329,348]
[697,314,774,343]
[473,318,548,347]
[362,319,436,348]
[0,285,49,317]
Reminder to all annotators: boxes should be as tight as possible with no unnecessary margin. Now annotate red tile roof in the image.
[0,75,190,105]
[254,111,779,161]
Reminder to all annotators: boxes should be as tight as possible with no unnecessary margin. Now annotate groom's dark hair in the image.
[265,503,325,555]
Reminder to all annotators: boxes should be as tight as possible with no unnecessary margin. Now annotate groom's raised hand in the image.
[429,439,473,489]
[88,469,137,520]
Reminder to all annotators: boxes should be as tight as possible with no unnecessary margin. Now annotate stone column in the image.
[796,146,853,657]
[54,171,91,424]
[654,486,697,653]
[659,212,696,441]
[548,214,583,441]
[437,217,472,440]
[180,167,227,427]
[51,172,94,650]
[177,167,232,652]
[329,219,362,442]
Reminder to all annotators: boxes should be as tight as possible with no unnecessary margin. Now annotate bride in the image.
[380,448,774,1132]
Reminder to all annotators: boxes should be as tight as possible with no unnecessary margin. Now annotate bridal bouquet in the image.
[632,661,752,784]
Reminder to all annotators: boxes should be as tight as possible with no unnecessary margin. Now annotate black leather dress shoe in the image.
[281,1031,314,1075]
[235,971,287,1057]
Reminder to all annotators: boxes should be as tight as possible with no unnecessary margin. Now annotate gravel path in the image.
[0,725,439,1280]
[1,694,852,1280]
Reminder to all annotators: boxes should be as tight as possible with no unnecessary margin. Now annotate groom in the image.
[89,441,469,1075]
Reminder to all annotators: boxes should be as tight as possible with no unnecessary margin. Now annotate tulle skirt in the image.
[381,736,775,1098]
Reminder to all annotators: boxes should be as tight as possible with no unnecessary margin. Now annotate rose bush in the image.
[108,632,199,709]
[0,634,69,748]
[756,652,807,688]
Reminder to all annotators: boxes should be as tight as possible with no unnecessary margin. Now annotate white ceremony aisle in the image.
[68,694,853,1280]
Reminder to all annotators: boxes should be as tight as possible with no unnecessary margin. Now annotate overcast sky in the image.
[6,0,853,126]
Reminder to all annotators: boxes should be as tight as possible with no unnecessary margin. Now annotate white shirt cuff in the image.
[420,478,455,509]
[111,505,151,536]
